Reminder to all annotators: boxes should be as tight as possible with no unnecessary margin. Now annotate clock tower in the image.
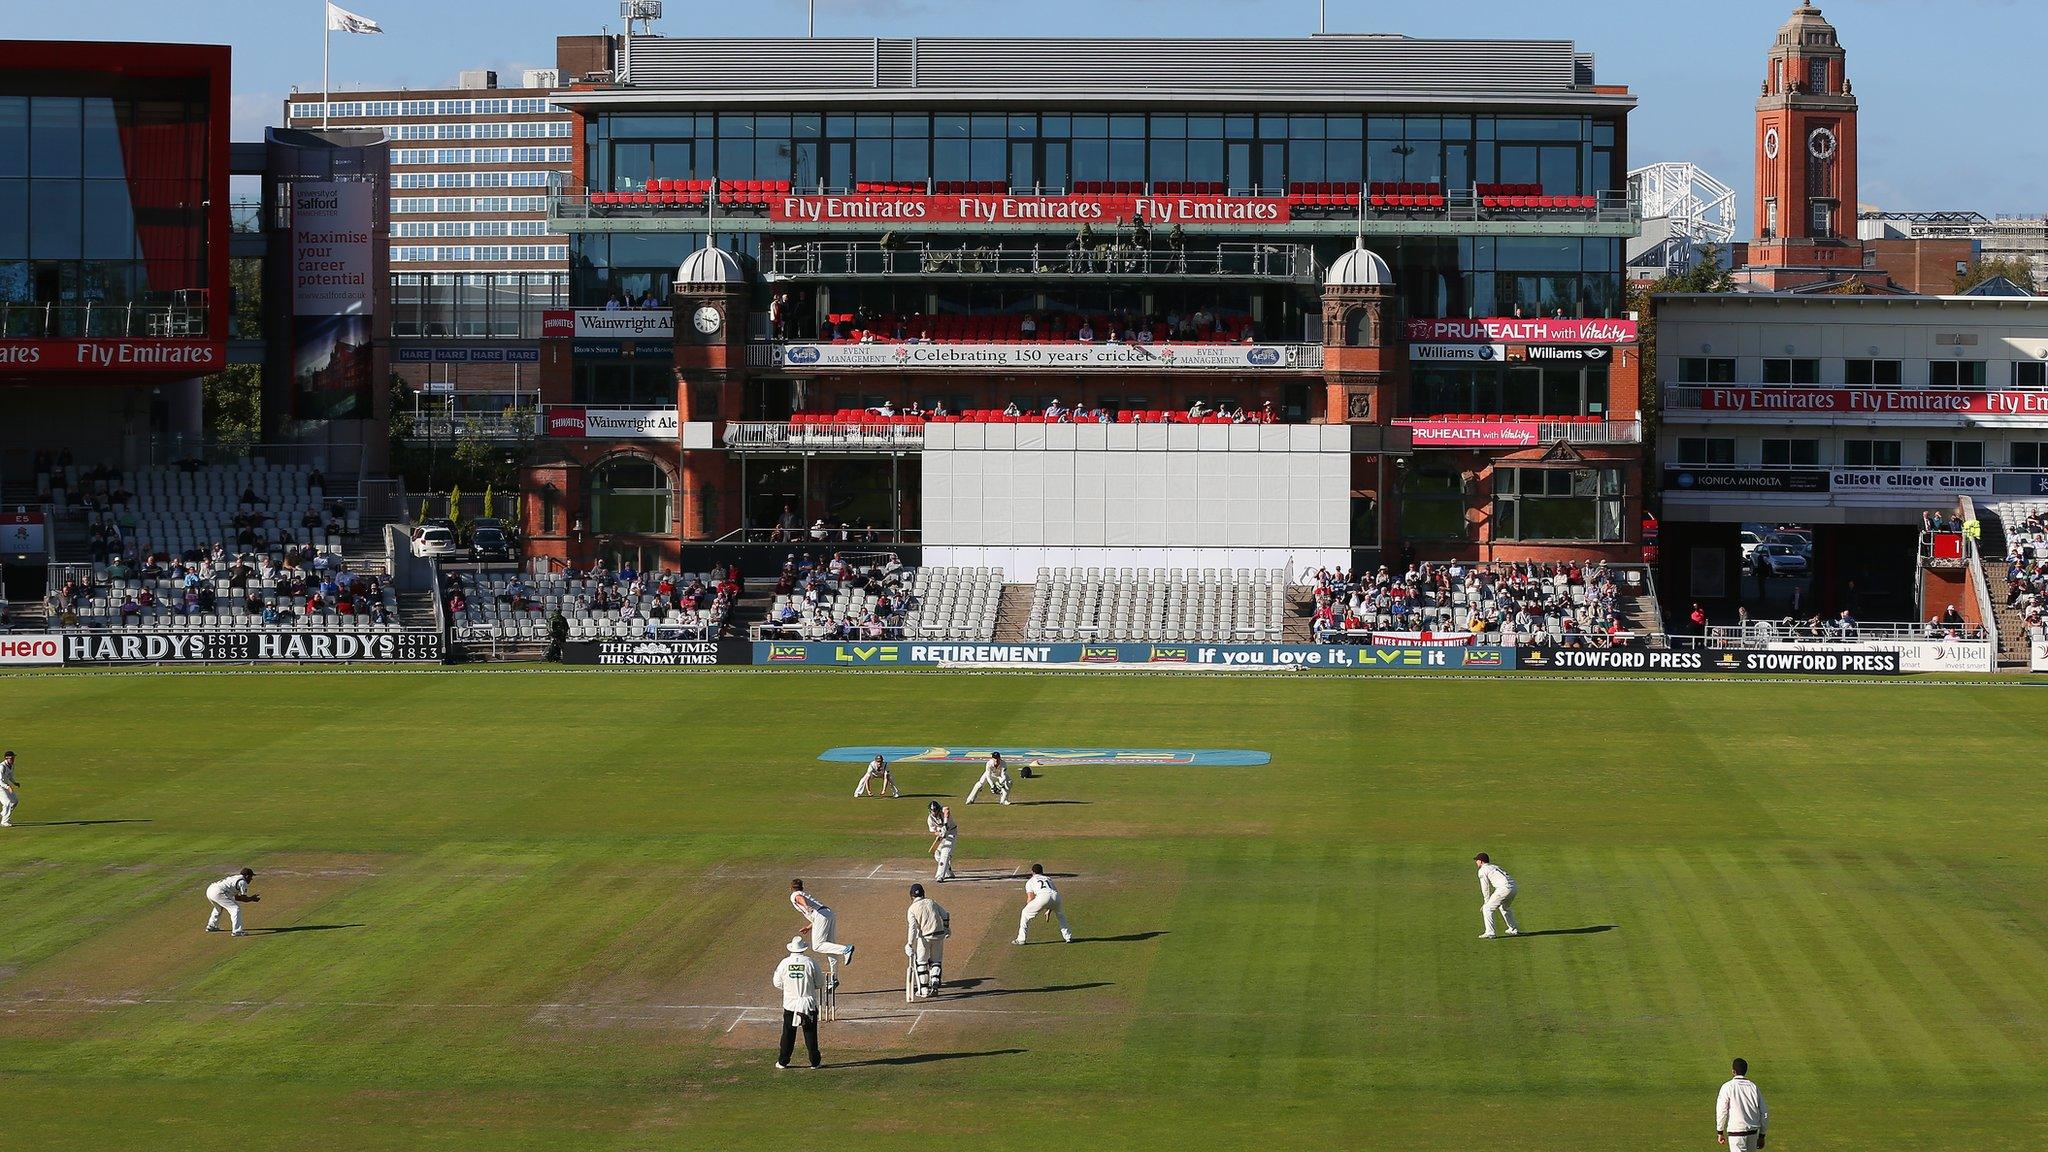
[1746,4,1869,289]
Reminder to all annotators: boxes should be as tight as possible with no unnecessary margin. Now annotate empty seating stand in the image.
[1475,183,1598,213]
[587,179,794,210]
[1287,182,1366,210]
[1024,568,1288,644]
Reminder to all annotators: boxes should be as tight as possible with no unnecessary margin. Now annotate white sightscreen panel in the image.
[922,445,1351,550]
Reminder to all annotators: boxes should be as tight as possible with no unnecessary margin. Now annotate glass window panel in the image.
[1405,116,1443,141]
[1540,145,1580,194]
[0,181,25,259]
[1042,142,1068,190]
[1497,117,1580,141]
[893,138,928,181]
[1041,114,1070,137]
[31,97,83,178]
[756,115,791,138]
[1497,145,1540,184]
[792,114,822,138]
[1008,114,1036,137]
[826,115,855,136]
[1072,114,1107,138]
[895,113,928,138]
[0,98,27,178]
[1257,114,1287,140]
[1287,140,1324,184]
[1010,142,1032,189]
[856,114,891,137]
[1072,140,1108,182]
[1151,115,1185,139]
[1109,114,1146,139]
[716,138,753,179]
[1327,115,1363,140]
[934,139,970,182]
[855,139,891,182]
[757,139,792,179]
[81,179,135,260]
[970,138,1005,180]
[1188,140,1225,184]
[81,98,127,180]
[1369,116,1403,140]
[935,114,969,139]
[1149,139,1186,181]
[719,114,755,138]
[1188,115,1223,139]
[1289,114,1324,139]
[29,180,81,258]
[1109,139,1145,181]
[1224,115,1254,140]
[1404,141,1442,185]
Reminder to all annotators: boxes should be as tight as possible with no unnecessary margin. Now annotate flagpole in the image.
[323,2,331,128]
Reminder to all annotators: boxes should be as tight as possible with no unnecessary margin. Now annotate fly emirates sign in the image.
[1686,388,2048,416]
[772,192,1289,225]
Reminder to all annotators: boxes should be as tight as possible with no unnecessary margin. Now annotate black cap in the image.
[909,883,925,897]
[239,867,255,879]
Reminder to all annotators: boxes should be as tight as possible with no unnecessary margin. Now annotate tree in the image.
[1954,256,2037,295]
[1630,245,1738,504]
[199,254,267,453]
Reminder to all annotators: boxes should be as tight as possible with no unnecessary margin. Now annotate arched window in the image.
[589,456,672,535]
[1344,306,1374,347]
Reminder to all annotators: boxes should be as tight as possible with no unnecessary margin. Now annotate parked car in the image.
[1766,530,1813,557]
[1740,530,1766,563]
[466,516,512,544]
[410,525,457,558]
[1750,542,1810,577]
[469,525,513,562]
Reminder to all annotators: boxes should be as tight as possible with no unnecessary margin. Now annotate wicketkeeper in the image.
[855,753,899,798]
[904,882,950,1000]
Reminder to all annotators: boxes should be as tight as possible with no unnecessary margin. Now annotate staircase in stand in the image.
[395,589,440,632]
[991,585,1034,644]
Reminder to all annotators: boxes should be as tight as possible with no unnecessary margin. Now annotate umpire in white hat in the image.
[771,935,823,1069]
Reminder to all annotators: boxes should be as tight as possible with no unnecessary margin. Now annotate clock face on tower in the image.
[1763,127,1780,161]
[1808,127,1838,161]
[692,305,723,335]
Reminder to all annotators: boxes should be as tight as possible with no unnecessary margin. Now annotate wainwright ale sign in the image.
[771,192,1290,225]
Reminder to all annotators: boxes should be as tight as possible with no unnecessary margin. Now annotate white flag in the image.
[327,2,383,34]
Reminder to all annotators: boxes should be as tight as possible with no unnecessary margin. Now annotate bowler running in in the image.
[788,879,855,968]
[854,753,900,798]
[204,867,259,936]
[1015,863,1073,944]
[1475,852,1520,938]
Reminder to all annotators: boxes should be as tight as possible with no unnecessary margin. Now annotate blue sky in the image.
[11,0,2045,222]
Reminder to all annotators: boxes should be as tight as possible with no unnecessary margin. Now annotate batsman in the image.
[903,882,950,1000]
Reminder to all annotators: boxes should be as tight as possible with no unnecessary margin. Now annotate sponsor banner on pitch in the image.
[63,631,445,665]
[1679,387,2048,416]
[1765,638,1996,674]
[754,641,1515,669]
[773,342,1305,372]
[769,192,1290,225]
[561,638,751,666]
[0,634,64,665]
[1518,647,1900,675]
[1403,317,1638,345]
[818,746,1272,767]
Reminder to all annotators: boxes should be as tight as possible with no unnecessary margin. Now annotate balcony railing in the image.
[1,295,210,340]
[767,241,1321,282]
[724,421,925,452]
[1366,188,1639,226]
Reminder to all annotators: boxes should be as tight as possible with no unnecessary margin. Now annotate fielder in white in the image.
[1015,863,1072,944]
[964,750,1011,806]
[204,867,259,936]
[904,882,950,999]
[788,878,855,969]
[854,753,899,798]
[0,750,18,828]
[1715,1058,1768,1150]
[926,800,957,881]
[1475,852,1520,938]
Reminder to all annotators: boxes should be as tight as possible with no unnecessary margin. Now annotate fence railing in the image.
[767,241,1320,281]
[1698,620,1991,646]
[723,421,924,452]
[1,295,210,340]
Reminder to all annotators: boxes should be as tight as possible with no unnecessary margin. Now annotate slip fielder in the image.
[964,750,1011,805]
[904,882,951,999]
[1015,863,1073,944]
[789,879,855,969]
[1475,852,1520,938]
[854,753,899,798]
[204,867,259,936]
[926,801,957,881]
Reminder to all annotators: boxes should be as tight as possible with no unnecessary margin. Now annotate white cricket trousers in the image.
[1727,1135,1761,1152]
[1017,891,1071,942]
[0,785,15,826]
[808,909,852,961]
[965,771,1009,805]
[1482,888,1519,935]
[911,934,945,997]
[855,770,897,798]
[206,892,243,932]
[933,838,955,879]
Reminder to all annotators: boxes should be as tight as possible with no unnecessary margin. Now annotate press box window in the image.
[2013,361,2047,388]
[1841,439,1901,468]
[1677,357,1736,384]
[1928,361,1987,389]
[1762,358,1819,385]
[2011,442,2048,470]
[1492,467,1625,543]
[1924,440,1984,469]
[1843,359,1901,387]
[1761,439,1820,467]
[1675,437,1735,465]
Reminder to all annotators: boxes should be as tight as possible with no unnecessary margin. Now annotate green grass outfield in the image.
[0,670,2044,1150]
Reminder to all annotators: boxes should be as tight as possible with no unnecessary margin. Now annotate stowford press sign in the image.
[770,192,1289,225]
[773,343,1306,371]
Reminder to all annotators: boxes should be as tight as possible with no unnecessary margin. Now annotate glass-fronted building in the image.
[523,35,1646,572]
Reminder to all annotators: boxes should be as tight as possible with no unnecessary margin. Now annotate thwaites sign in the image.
[541,407,679,438]
[292,182,374,316]
[769,193,1290,225]
[547,310,675,340]
[1403,317,1638,345]
[63,631,445,665]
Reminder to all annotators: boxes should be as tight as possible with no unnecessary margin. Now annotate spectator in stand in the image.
[1076,320,1096,343]
[1044,398,1067,421]
[1689,602,1707,635]
[1187,399,1210,419]
[1002,401,1022,417]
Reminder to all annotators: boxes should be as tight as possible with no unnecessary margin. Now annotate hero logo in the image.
[1245,347,1282,366]
[783,346,822,365]
[0,346,43,365]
